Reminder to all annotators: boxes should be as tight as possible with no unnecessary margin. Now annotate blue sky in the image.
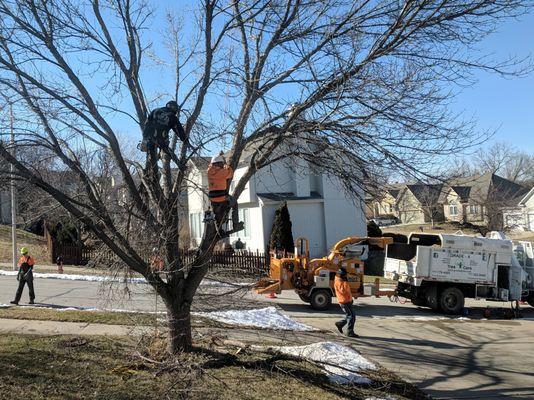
[73,2,534,155]
[450,13,534,153]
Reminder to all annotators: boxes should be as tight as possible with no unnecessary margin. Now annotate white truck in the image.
[384,232,534,314]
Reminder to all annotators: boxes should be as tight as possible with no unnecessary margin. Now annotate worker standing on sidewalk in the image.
[334,267,358,338]
[207,152,243,233]
[10,247,36,305]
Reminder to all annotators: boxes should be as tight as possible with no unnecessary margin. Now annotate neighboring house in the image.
[396,184,445,225]
[367,172,530,229]
[443,172,530,229]
[366,185,402,219]
[503,187,534,231]
[187,156,366,257]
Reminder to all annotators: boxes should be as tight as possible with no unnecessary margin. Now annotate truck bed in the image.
[384,246,497,285]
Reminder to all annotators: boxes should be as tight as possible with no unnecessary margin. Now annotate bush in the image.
[269,202,294,253]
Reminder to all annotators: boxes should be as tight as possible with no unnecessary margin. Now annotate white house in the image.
[187,156,366,257]
[504,187,534,231]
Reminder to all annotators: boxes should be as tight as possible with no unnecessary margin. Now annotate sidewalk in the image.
[0,263,108,276]
[0,317,152,337]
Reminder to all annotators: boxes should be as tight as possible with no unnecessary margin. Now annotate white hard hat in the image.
[211,155,224,164]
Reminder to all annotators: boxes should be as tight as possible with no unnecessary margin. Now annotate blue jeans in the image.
[338,301,356,333]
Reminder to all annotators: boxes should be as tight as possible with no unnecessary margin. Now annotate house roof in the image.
[387,185,405,199]
[405,184,444,205]
[450,186,471,202]
[519,187,534,206]
[450,172,529,205]
[189,156,211,169]
[257,191,323,202]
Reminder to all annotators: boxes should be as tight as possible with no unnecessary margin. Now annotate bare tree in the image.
[416,185,445,228]
[474,142,534,184]
[0,0,531,353]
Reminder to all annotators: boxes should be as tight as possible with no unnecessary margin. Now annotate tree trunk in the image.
[164,295,192,353]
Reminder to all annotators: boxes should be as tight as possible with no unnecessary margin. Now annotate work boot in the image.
[335,321,345,334]
[347,331,359,338]
[29,300,35,305]
[9,300,18,305]
[232,221,244,231]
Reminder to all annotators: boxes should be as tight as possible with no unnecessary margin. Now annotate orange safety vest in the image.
[207,164,233,203]
[18,255,35,267]
[334,276,353,304]
[18,255,35,272]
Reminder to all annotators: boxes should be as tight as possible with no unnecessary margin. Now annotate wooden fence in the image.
[60,245,270,278]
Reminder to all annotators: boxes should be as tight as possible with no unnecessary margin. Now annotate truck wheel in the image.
[440,287,465,315]
[310,289,332,311]
[426,285,440,311]
[298,293,310,303]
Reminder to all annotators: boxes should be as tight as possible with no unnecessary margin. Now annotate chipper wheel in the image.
[298,293,310,303]
[310,289,332,311]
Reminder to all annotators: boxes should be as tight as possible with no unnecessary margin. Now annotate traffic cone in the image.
[266,292,277,299]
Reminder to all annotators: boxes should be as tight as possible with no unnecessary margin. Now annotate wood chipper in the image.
[255,236,395,310]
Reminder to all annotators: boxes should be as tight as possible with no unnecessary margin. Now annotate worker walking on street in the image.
[334,267,358,338]
[10,247,36,305]
[207,153,243,233]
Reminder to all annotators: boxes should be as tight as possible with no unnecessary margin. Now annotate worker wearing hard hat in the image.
[207,153,243,233]
[334,267,358,338]
[10,247,36,305]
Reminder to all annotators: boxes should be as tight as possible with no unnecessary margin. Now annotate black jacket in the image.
[143,106,185,142]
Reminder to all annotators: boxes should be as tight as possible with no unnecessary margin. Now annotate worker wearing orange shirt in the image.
[334,267,358,338]
[10,247,36,305]
[207,153,243,232]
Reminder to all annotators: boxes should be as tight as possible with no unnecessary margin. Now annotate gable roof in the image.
[450,172,529,205]
[405,184,444,205]
[450,186,471,202]
[519,187,534,206]
[188,156,211,170]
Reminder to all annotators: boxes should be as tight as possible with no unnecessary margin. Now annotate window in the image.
[449,204,458,216]
[469,204,478,214]
[189,212,204,239]
[231,208,250,239]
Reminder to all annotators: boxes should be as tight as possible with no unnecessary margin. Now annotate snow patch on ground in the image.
[0,269,248,288]
[194,306,315,331]
[271,341,376,384]
[365,396,397,400]
[0,269,148,284]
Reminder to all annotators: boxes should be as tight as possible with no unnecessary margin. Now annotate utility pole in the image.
[10,104,17,271]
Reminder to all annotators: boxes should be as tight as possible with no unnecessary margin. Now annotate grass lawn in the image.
[0,306,158,326]
[0,334,424,400]
[0,225,50,264]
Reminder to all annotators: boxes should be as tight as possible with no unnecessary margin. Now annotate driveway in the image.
[269,291,534,400]
[1,274,534,399]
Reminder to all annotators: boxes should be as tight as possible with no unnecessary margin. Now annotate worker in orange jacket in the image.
[207,153,243,232]
[10,247,36,305]
[334,267,358,338]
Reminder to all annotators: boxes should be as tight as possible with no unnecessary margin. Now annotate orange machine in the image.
[255,236,394,310]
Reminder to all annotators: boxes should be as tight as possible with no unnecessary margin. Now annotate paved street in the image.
[2,274,534,399]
